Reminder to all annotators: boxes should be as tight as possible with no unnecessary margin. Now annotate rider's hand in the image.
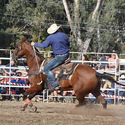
[31,42,35,46]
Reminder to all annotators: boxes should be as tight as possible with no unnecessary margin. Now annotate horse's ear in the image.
[21,34,32,43]
[21,36,27,42]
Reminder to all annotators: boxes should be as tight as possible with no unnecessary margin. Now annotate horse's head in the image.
[12,36,44,67]
[12,36,29,63]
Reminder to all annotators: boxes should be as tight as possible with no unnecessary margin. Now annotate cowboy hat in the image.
[47,23,61,34]
[16,69,27,76]
[120,75,125,79]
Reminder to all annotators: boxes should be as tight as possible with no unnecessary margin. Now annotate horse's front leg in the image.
[21,82,43,112]
[21,92,37,112]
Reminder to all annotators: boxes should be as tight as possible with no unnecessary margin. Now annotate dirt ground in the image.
[0,100,125,125]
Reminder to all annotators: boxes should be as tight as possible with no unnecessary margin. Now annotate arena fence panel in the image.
[0,49,125,104]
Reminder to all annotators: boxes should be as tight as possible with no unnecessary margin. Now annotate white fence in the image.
[0,49,125,104]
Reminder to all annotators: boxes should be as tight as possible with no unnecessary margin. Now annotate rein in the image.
[33,46,40,71]
[32,46,43,84]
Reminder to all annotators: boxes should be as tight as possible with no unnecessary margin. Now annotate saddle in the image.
[40,57,78,80]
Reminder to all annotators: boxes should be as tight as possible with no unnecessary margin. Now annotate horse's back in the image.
[74,64,97,79]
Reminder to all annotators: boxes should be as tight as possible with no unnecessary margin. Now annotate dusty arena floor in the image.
[0,101,125,125]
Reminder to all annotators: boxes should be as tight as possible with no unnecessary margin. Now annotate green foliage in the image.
[87,0,125,53]
[0,31,15,49]
[0,0,125,54]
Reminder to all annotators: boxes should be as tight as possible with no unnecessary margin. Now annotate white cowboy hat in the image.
[47,23,61,34]
[120,75,125,79]
[16,69,27,76]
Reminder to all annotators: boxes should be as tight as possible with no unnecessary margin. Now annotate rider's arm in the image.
[34,36,52,49]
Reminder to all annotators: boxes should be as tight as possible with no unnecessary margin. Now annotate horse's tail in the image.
[96,72,125,86]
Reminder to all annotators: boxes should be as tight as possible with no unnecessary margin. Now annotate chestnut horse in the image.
[12,37,124,111]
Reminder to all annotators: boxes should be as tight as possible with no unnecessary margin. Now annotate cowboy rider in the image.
[31,23,70,92]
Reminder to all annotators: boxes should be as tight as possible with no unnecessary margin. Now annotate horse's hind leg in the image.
[92,90,107,109]
[75,92,86,107]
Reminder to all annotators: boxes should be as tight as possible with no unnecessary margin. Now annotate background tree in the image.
[0,0,125,55]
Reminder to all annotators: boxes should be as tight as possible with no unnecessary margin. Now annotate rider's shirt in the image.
[34,31,70,55]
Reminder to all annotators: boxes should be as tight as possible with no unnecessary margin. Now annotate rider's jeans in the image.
[44,53,69,88]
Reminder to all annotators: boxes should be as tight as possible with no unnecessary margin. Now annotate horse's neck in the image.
[26,53,43,71]
[23,42,44,71]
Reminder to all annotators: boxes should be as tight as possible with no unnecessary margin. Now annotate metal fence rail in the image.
[0,49,125,104]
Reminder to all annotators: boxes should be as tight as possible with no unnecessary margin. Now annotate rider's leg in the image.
[45,70,58,88]
[44,54,69,90]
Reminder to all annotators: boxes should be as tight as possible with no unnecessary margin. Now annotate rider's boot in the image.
[48,83,61,93]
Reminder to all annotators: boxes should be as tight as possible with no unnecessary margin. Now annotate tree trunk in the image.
[83,0,104,54]
[63,0,104,56]
[74,0,84,53]
[63,0,84,59]
[62,0,73,33]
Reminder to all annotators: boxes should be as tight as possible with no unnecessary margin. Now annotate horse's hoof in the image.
[75,104,81,107]
[71,105,76,110]
[102,103,107,109]
[20,105,27,111]
[75,103,85,108]
[102,101,107,109]
[20,106,25,111]
[31,106,37,112]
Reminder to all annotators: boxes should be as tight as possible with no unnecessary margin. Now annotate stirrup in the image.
[37,81,43,85]
[54,86,61,91]
[58,69,64,79]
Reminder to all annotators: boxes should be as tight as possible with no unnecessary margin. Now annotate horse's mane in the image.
[21,36,45,60]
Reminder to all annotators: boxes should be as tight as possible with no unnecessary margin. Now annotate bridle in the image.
[13,41,40,71]
[13,41,25,63]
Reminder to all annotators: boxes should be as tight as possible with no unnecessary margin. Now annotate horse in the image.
[12,36,125,111]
